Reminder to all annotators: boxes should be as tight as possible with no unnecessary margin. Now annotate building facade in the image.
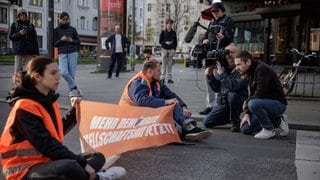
[224,0,320,65]
[0,0,98,56]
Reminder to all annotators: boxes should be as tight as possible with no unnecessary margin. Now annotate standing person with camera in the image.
[159,19,177,84]
[199,2,235,115]
[54,12,82,98]
[203,44,248,132]
[9,7,39,73]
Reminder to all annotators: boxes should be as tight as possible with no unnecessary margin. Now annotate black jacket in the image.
[159,29,177,50]
[203,14,235,50]
[208,68,248,105]
[6,83,87,168]
[105,33,130,55]
[246,60,287,105]
[54,23,80,54]
[9,20,39,55]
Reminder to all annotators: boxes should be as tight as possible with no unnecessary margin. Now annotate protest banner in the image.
[76,100,181,157]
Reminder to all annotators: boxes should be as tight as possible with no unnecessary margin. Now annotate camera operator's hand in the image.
[216,33,224,40]
[216,61,223,75]
[165,98,179,106]
[205,67,213,75]
[202,39,209,44]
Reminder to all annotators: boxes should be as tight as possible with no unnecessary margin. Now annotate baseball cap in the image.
[211,2,225,12]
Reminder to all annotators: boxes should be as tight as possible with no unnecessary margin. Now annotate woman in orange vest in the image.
[0,56,126,180]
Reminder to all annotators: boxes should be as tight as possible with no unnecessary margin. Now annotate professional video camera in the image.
[204,49,230,68]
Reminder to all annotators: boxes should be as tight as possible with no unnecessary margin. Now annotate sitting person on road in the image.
[119,59,212,141]
[234,51,289,139]
[0,56,126,180]
[203,44,248,132]
[143,49,157,61]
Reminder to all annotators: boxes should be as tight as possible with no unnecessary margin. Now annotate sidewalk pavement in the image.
[0,63,320,131]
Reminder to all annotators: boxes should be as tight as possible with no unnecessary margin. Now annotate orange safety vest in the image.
[0,99,64,180]
[119,71,160,106]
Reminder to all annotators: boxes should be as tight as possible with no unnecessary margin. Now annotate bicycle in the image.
[278,48,317,95]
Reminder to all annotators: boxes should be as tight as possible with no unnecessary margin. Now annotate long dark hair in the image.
[13,56,56,88]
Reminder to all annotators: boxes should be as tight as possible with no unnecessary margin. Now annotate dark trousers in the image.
[24,152,105,180]
[108,52,125,78]
[203,91,244,128]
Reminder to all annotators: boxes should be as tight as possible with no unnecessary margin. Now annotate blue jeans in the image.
[241,99,286,134]
[24,152,105,180]
[108,52,125,78]
[203,91,244,128]
[173,105,196,131]
[59,52,78,92]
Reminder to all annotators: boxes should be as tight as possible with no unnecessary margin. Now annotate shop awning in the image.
[0,28,8,33]
[79,36,97,46]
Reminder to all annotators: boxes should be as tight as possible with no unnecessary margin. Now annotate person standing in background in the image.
[159,19,177,84]
[105,25,130,79]
[54,12,82,97]
[9,7,39,73]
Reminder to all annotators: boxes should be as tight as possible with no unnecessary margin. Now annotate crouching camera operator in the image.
[202,44,248,132]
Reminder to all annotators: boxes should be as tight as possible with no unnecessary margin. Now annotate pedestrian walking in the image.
[54,12,82,97]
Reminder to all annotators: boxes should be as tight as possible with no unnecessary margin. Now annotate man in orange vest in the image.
[119,59,212,141]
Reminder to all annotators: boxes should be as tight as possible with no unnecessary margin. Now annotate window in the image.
[166,4,170,12]
[93,0,98,9]
[9,0,21,6]
[139,8,142,18]
[234,20,264,53]
[80,16,85,30]
[147,4,151,12]
[0,7,7,24]
[92,17,98,31]
[30,0,43,7]
[147,18,151,26]
[78,0,88,6]
[29,12,42,28]
[54,12,60,27]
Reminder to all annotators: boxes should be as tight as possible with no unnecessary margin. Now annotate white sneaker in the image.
[254,128,275,139]
[97,166,126,180]
[68,87,82,97]
[279,115,289,136]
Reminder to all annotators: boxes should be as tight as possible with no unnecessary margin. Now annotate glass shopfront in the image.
[234,20,264,59]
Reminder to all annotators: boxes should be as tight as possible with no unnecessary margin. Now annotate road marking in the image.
[295,130,320,180]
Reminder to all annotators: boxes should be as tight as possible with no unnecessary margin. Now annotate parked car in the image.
[173,54,183,60]
[88,50,97,59]
[39,48,48,55]
[154,54,162,62]
[0,48,13,55]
